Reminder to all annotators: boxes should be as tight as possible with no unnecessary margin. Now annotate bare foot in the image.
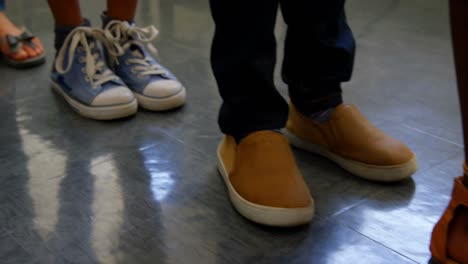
[0,11,44,61]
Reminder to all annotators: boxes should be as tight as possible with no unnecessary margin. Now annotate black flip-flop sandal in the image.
[0,29,46,68]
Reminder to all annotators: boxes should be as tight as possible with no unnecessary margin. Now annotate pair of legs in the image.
[211,0,417,226]
[430,1,468,263]
[48,0,137,27]
[0,0,44,67]
[211,0,354,139]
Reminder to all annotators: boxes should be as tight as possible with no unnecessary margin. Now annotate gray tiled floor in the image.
[0,0,461,263]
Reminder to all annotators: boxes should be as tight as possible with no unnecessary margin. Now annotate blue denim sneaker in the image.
[103,19,186,111]
[51,26,137,120]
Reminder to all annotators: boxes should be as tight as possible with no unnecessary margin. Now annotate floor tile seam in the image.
[401,123,464,148]
[337,220,422,264]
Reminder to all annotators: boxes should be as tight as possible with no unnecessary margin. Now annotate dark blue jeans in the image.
[0,0,5,11]
[210,0,355,139]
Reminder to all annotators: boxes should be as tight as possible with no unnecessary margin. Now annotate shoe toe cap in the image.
[373,137,416,166]
[91,86,135,106]
[229,132,313,209]
[142,80,183,98]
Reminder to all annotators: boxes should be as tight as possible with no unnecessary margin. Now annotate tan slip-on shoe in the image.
[217,131,314,226]
[285,104,418,182]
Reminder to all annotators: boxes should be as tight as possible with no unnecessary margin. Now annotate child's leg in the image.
[47,0,84,53]
[47,0,82,27]
[107,0,137,21]
[102,0,186,111]
[447,2,468,261]
[47,0,138,120]
[450,0,468,187]
[430,2,468,263]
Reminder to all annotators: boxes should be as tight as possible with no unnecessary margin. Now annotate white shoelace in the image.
[105,21,166,77]
[55,27,123,88]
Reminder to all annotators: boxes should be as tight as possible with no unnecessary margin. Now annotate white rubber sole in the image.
[284,129,418,182]
[216,143,314,227]
[51,81,138,120]
[135,88,186,111]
